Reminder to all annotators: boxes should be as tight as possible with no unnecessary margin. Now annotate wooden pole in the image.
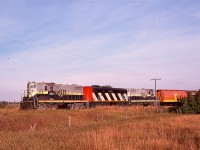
[151,78,161,112]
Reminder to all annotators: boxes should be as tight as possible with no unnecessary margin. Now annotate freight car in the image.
[157,90,187,105]
[20,82,129,109]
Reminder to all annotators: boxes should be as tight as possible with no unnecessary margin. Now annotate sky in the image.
[0,0,200,101]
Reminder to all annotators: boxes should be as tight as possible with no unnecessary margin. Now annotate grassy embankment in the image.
[0,105,200,150]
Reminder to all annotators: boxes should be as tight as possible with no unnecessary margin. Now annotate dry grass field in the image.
[0,105,200,150]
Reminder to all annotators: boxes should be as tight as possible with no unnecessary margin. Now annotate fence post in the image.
[29,123,37,133]
[144,107,147,116]
[160,106,163,114]
[176,108,179,115]
[102,113,104,121]
[69,116,71,127]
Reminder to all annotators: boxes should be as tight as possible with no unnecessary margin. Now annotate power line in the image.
[3,30,155,80]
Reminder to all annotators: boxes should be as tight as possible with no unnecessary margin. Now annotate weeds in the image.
[0,105,199,150]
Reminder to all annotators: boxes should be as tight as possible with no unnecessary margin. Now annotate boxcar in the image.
[157,90,187,105]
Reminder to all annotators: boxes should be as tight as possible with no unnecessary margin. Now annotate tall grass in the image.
[0,105,199,150]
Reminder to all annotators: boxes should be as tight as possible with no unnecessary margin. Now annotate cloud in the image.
[191,11,200,19]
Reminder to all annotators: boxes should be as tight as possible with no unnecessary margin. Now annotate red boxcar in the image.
[157,90,187,103]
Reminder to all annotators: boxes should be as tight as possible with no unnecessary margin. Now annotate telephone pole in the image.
[151,78,161,111]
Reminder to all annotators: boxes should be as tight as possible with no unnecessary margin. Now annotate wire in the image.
[3,30,155,80]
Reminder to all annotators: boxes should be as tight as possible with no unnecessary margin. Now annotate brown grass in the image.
[0,105,200,150]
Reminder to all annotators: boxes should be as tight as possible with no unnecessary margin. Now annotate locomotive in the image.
[127,88,156,104]
[20,82,129,109]
[20,81,190,109]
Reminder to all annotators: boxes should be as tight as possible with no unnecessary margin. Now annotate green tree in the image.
[180,91,200,114]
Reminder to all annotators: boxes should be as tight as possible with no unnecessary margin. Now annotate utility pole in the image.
[151,78,161,111]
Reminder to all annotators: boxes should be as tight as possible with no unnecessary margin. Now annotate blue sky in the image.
[0,0,200,101]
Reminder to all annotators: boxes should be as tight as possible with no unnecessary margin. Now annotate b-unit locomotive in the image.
[83,85,128,105]
[127,88,156,104]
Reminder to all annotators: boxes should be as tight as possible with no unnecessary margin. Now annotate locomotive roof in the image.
[30,82,82,87]
[92,86,127,91]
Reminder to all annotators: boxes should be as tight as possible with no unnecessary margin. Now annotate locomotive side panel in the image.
[92,87,128,102]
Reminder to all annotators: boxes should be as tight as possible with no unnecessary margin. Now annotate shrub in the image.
[0,101,7,109]
[180,91,200,114]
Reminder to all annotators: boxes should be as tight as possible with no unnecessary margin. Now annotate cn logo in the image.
[174,93,178,100]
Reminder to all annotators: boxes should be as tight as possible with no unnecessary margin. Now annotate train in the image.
[20,81,192,109]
